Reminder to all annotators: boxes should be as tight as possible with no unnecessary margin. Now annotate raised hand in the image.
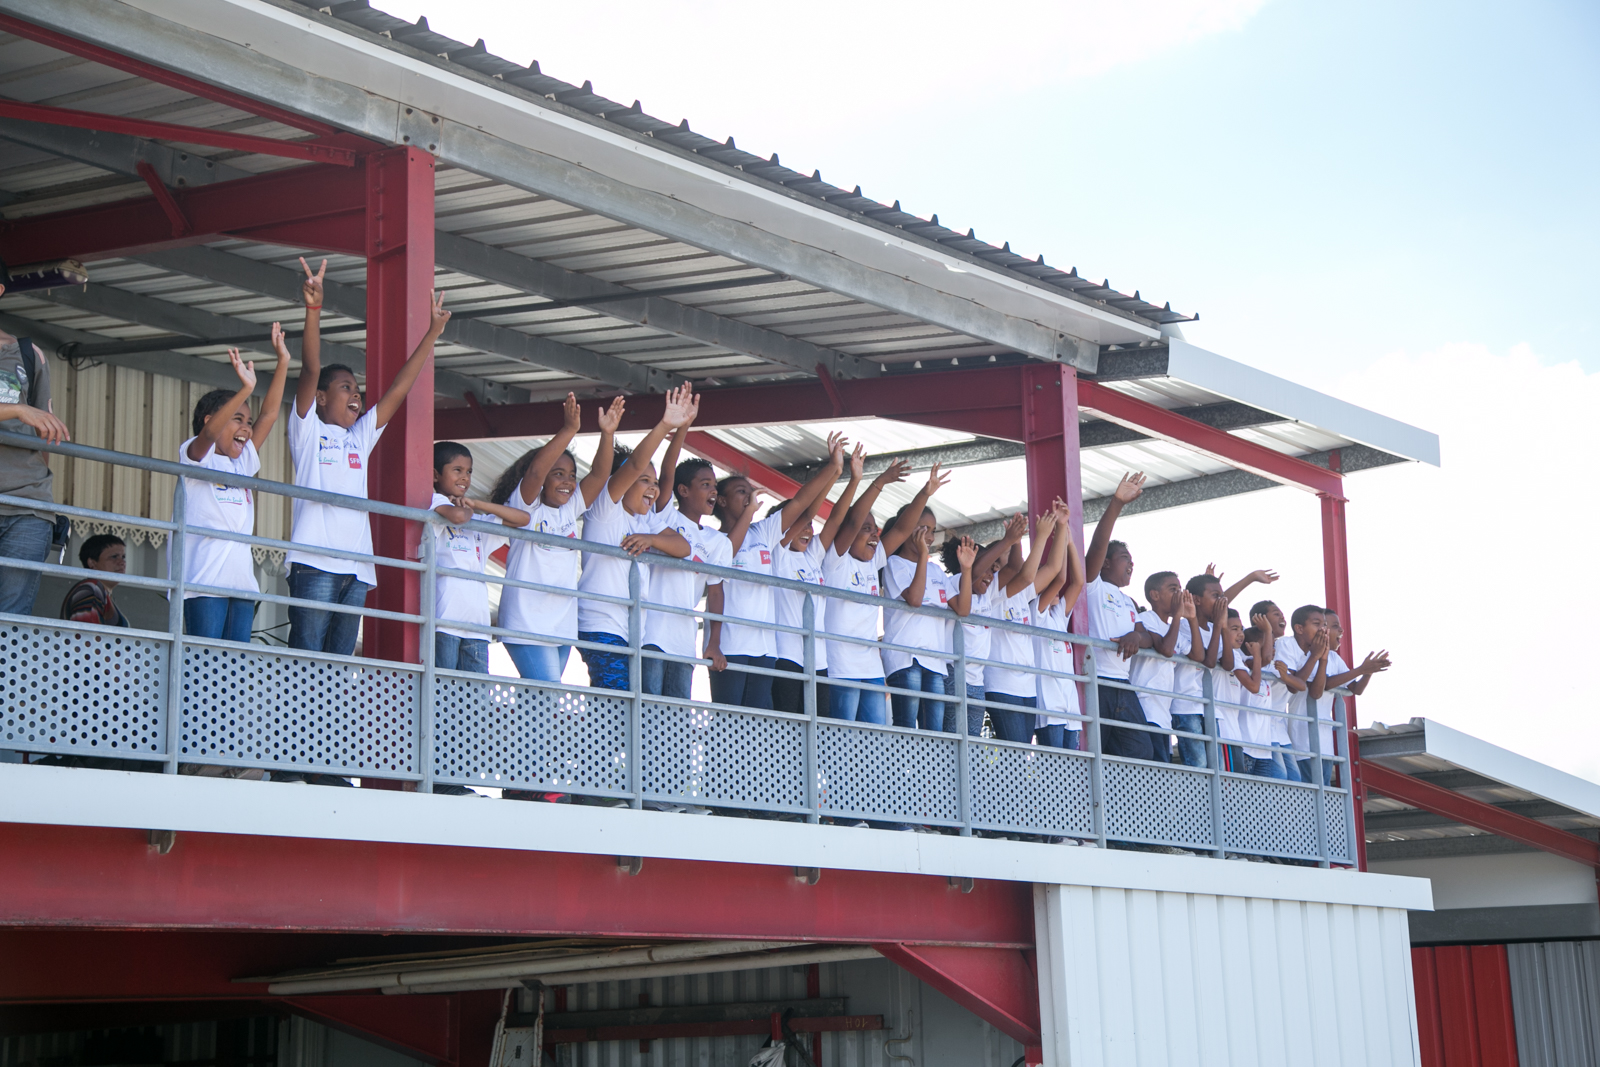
[1363,650,1392,673]
[661,382,696,429]
[848,441,866,481]
[1311,631,1330,658]
[561,392,581,433]
[1250,612,1271,635]
[1002,512,1028,544]
[228,348,257,391]
[269,321,291,360]
[1035,509,1058,538]
[299,257,327,308]
[875,457,912,486]
[1112,471,1146,504]
[1212,593,1230,623]
[924,462,951,496]
[824,430,846,460]
[427,289,451,334]
[1178,589,1196,619]
[912,527,930,558]
[1051,496,1072,520]
[1248,568,1280,585]
[596,395,625,433]
[957,536,977,570]
[1245,639,1262,661]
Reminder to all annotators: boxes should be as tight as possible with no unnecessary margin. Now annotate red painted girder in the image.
[0,99,357,166]
[0,13,341,137]
[544,1015,881,1044]
[1363,760,1600,868]
[1076,378,1345,497]
[0,824,1034,947]
[684,431,831,518]
[283,995,461,1065]
[0,163,367,264]
[874,943,1041,1047]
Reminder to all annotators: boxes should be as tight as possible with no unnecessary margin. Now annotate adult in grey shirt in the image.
[0,304,69,615]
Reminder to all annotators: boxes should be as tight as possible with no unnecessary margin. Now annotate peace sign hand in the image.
[299,257,327,309]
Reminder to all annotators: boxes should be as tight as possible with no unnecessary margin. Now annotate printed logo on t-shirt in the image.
[347,452,361,469]
[937,588,948,604]
[0,367,22,406]
[317,437,341,465]
[212,483,247,507]
[759,550,771,565]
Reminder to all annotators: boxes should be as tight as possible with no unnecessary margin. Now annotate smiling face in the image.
[435,453,473,500]
[849,517,881,562]
[1324,612,1344,648]
[677,467,718,520]
[316,370,363,429]
[972,553,1003,595]
[207,406,255,460]
[787,519,816,553]
[1225,615,1245,649]
[622,464,659,515]
[1263,602,1287,638]
[1103,544,1135,587]
[541,453,578,508]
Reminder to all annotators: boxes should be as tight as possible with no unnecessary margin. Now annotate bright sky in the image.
[386,0,1600,779]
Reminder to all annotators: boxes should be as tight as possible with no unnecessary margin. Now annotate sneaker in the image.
[503,789,569,803]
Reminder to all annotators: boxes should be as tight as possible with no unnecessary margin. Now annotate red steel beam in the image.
[0,99,357,166]
[1076,378,1344,497]
[0,13,341,137]
[1362,760,1600,868]
[874,943,1041,1047]
[684,431,831,518]
[0,823,1035,948]
[0,163,367,263]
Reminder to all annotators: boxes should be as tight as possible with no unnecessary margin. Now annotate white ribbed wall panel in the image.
[1034,884,1420,1067]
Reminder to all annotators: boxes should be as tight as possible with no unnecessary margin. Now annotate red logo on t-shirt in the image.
[347,453,361,469]
[938,589,948,604]
[760,550,771,565]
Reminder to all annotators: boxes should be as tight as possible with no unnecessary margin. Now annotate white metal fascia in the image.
[0,763,1433,911]
[1418,718,1600,821]
[1165,338,1442,465]
[11,0,1162,362]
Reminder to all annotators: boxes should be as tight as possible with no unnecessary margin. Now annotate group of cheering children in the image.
[173,262,1390,792]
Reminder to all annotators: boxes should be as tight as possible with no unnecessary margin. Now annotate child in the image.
[1234,624,1285,778]
[1315,611,1390,785]
[489,392,623,681]
[286,260,447,655]
[1128,571,1188,762]
[982,509,1061,744]
[769,442,861,715]
[880,463,961,729]
[818,457,922,723]
[180,338,290,643]
[701,436,845,711]
[60,534,128,627]
[574,383,696,690]
[1167,574,1229,767]
[1033,500,1086,750]
[1279,604,1333,784]
[427,442,531,673]
[1248,600,1303,781]
[1081,472,1162,760]
[941,514,1025,737]
[1211,608,1247,768]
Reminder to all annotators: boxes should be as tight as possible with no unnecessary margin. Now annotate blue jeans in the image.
[987,692,1036,743]
[0,513,50,616]
[828,677,886,724]
[888,663,948,730]
[1171,712,1209,767]
[1244,749,1288,779]
[641,643,692,699]
[506,641,571,682]
[577,630,630,691]
[1274,744,1303,782]
[963,683,986,736]
[1098,682,1168,762]
[287,564,371,656]
[1034,724,1080,750]
[435,632,488,673]
[1299,757,1335,786]
[184,596,254,643]
[709,653,775,709]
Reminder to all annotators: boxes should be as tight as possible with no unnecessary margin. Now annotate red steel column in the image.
[364,148,436,666]
[1319,450,1366,866]
[1021,363,1088,713]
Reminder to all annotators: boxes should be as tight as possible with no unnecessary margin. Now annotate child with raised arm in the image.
[770,442,861,715]
[880,464,959,729]
[178,332,290,643]
[819,458,918,723]
[1033,500,1086,750]
[1167,574,1230,768]
[1249,600,1301,781]
[488,393,623,682]
[1128,572,1188,762]
[427,442,531,674]
[1316,611,1389,785]
[983,510,1061,744]
[575,384,696,691]
[941,513,1026,737]
[1234,624,1284,777]
[704,434,846,710]
[286,260,448,655]
[1279,604,1334,784]
[1082,472,1162,760]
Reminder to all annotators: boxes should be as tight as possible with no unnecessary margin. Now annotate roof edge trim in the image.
[1415,718,1600,822]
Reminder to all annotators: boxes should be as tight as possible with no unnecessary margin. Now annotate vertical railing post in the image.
[1336,694,1355,866]
[802,593,820,824]
[1202,670,1225,858]
[1084,644,1106,848]
[418,527,436,794]
[1311,689,1329,867]
[954,622,971,837]
[628,561,643,810]
[161,480,187,774]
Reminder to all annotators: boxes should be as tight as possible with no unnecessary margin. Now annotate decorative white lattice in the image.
[1103,758,1215,848]
[816,722,960,824]
[1220,774,1321,858]
[0,622,167,755]
[180,644,417,775]
[640,701,807,812]
[968,742,1094,837]
[1324,791,1352,862]
[433,674,629,795]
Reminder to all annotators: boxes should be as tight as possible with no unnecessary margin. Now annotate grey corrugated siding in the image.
[1508,941,1600,1067]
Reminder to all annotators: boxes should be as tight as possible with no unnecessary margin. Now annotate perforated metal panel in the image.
[433,673,629,794]
[641,701,806,812]
[1324,789,1351,862]
[968,741,1094,837]
[1103,758,1214,847]
[816,722,960,824]
[1220,774,1320,858]
[180,643,418,776]
[0,621,167,756]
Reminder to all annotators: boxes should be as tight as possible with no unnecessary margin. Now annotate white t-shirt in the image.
[577,491,671,639]
[499,486,582,646]
[1278,635,1332,757]
[821,543,885,680]
[1259,648,1294,746]
[881,553,953,676]
[1170,619,1212,718]
[286,406,384,585]
[984,582,1037,698]
[424,492,505,640]
[1213,648,1245,746]
[1306,650,1349,760]
[773,536,828,670]
[644,499,730,658]
[1129,609,1182,730]
[1238,653,1278,757]
[178,437,261,601]
[1083,577,1139,679]
[1033,598,1081,725]
[957,584,1002,688]
[720,511,785,658]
